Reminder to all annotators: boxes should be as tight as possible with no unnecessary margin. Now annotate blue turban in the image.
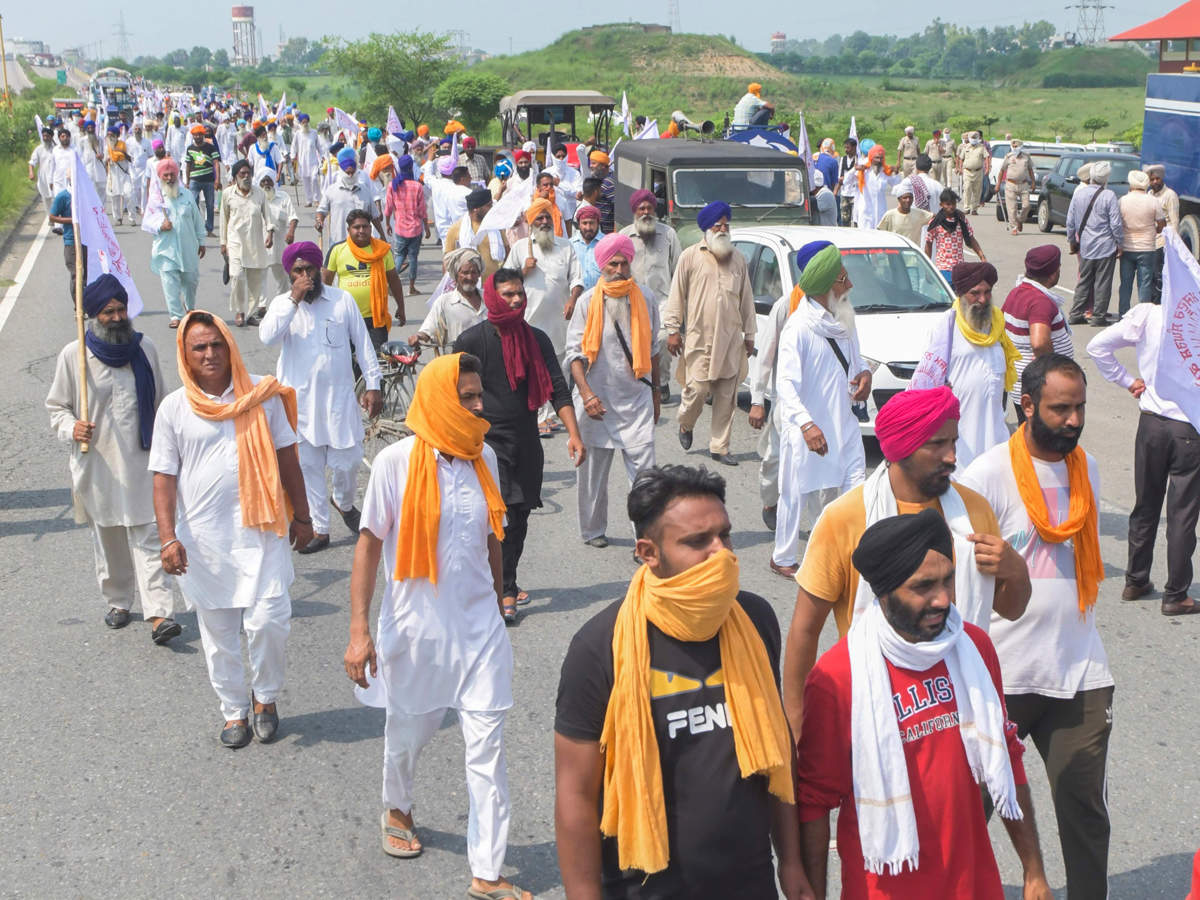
[494,159,513,179]
[367,127,382,142]
[328,140,345,158]
[296,112,310,122]
[336,146,357,171]
[399,129,415,142]
[81,275,156,450]
[391,154,415,191]
[82,273,127,319]
[795,240,835,273]
[697,200,732,232]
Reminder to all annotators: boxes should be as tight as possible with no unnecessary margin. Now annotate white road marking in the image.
[0,223,51,336]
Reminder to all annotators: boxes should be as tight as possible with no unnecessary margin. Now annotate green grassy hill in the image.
[1003,45,1154,88]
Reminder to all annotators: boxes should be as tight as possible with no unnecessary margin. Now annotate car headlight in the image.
[862,356,881,374]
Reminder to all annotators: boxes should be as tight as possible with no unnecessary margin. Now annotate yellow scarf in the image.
[347,237,393,329]
[600,549,794,875]
[953,298,1020,392]
[177,312,298,537]
[581,279,653,379]
[395,354,506,584]
[1008,425,1103,614]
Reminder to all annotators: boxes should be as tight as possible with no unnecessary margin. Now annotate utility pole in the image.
[667,0,682,35]
[0,14,13,113]
[1065,0,1113,45]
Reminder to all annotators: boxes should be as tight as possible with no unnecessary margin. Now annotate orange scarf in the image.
[857,162,895,194]
[176,312,298,537]
[346,237,392,328]
[581,279,652,379]
[108,140,128,163]
[1008,424,1103,614]
[395,353,506,584]
[540,189,564,236]
[600,550,794,875]
[788,285,806,314]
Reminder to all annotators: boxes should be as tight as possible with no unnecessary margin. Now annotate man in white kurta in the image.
[219,160,275,325]
[909,262,1015,471]
[620,190,683,399]
[45,277,175,638]
[503,200,584,355]
[257,168,299,297]
[291,115,322,206]
[259,241,382,552]
[431,167,472,244]
[28,128,56,220]
[51,128,76,194]
[564,235,662,544]
[748,293,791,530]
[411,248,487,351]
[345,354,528,899]
[150,311,310,747]
[857,153,902,229]
[772,242,870,574]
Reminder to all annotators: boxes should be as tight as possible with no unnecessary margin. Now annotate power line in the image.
[112,11,131,61]
[1066,0,1113,45]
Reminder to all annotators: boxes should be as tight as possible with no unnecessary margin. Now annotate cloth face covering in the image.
[481,274,553,410]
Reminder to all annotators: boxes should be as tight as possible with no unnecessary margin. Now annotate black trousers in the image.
[1070,254,1116,319]
[64,242,87,307]
[501,502,532,597]
[1127,411,1200,603]
[1152,246,1165,302]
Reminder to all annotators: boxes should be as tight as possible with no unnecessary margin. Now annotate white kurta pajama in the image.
[292,128,322,204]
[503,236,584,354]
[148,379,297,720]
[262,188,299,296]
[258,285,381,536]
[857,167,902,229]
[316,171,375,247]
[772,299,868,567]
[751,295,792,509]
[219,185,275,316]
[29,142,55,215]
[564,284,662,541]
[45,337,173,619]
[357,436,514,881]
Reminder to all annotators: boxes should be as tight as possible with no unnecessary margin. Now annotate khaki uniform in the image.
[999,151,1035,229]
[960,144,990,213]
[939,137,956,185]
[898,135,920,176]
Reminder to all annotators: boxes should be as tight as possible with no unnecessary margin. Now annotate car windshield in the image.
[672,167,805,207]
[788,247,954,313]
[1104,158,1138,184]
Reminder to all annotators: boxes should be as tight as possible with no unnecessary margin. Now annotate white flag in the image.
[848,116,858,143]
[274,92,287,121]
[70,150,144,317]
[35,114,45,135]
[634,118,659,140]
[620,91,631,137]
[1157,226,1200,429]
[332,106,359,142]
[798,112,815,186]
[258,93,270,120]
[387,106,402,135]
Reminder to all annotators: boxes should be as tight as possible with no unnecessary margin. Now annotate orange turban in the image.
[444,119,465,135]
[748,82,762,96]
[588,150,610,165]
[525,197,555,225]
[417,124,429,137]
[868,145,886,164]
[370,155,395,180]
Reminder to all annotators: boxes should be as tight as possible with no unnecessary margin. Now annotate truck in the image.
[1141,72,1200,255]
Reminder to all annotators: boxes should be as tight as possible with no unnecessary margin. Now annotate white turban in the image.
[1128,169,1149,191]
[1077,163,1093,184]
[811,169,825,188]
[892,179,914,198]
[1090,160,1111,183]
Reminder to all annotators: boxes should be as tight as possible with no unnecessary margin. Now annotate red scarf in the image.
[483,274,553,411]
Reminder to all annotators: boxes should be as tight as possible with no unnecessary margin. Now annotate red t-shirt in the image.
[796,624,1027,900]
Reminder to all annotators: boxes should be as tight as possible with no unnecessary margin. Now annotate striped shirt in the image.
[1001,279,1074,379]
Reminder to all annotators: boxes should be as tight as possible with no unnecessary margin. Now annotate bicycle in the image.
[354,341,425,466]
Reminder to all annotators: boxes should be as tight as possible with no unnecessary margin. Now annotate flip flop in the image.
[466,885,530,900]
[380,811,422,858]
[514,591,531,607]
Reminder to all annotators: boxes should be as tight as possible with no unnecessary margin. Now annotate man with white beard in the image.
[620,189,682,402]
[150,158,206,328]
[258,168,299,298]
[857,144,901,230]
[664,201,756,466]
[503,198,583,357]
[770,241,870,577]
[411,248,488,351]
[909,262,1019,470]
[220,160,276,328]
[316,147,386,248]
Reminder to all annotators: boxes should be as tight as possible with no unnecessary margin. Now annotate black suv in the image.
[1036,152,1141,232]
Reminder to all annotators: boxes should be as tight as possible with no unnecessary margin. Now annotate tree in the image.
[1083,116,1110,141]
[981,114,1000,138]
[322,31,459,126]
[188,46,212,69]
[286,78,307,100]
[163,48,188,68]
[433,71,511,137]
[213,49,230,69]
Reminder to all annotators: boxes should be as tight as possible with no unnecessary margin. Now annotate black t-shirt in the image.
[555,591,782,899]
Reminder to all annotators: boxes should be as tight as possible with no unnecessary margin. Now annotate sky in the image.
[3,1,1162,61]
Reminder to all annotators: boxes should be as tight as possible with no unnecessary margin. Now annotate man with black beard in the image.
[45,275,179,643]
[620,189,682,401]
[961,355,1113,899]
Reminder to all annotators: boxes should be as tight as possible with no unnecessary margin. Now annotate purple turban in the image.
[630,189,656,213]
[82,274,127,318]
[282,241,323,273]
[594,233,636,269]
[1024,245,1061,280]
[697,200,731,232]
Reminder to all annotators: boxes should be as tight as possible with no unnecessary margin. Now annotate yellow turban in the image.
[525,197,555,225]
[589,150,610,165]
[748,82,762,96]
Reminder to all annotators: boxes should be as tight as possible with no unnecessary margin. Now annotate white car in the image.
[731,225,956,436]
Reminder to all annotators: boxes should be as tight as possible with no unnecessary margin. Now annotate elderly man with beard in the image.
[317,147,385,249]
[783,387,1031,739]
[261,242,382,556]
[258,169,299,298]
[664,201,756,466]
[796,509,1046,900]
[150,158,206,328]
[909,262,1020,470]
[621,189,683,402]
[569,205,603,292]
[151,311,312,748]
[532,170,568,237]
[411,248,487,351]
[453,269,584,622]
[770,241,871,579]
[961,355,1112,898]
[444,188,507,279]
[565,234,662,548]
[46,275,178,643]
[220,159,275,328]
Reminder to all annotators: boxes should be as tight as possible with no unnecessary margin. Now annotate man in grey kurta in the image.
[45,275,178,642]
[663,201,756,465]
[565,234,661,546]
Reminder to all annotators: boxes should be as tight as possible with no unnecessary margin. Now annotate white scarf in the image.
[458,212,503,260]
[800,296,854,342]
[855,461,994,631]
[848,601,1021,876]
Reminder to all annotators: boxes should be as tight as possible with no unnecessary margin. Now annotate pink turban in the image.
[874,386,960,462]
[156,158,180,178]
[575,205,600,223]
[594,233,635,268]
[282,241,324,273]
[629,189,656,213]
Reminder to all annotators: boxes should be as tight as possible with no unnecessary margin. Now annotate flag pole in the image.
[73,216,90,454]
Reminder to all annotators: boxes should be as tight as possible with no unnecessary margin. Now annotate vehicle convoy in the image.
[1140,72,1200,255]
[614,140,811,247]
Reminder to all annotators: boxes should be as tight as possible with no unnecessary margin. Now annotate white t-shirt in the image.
[960,443,1113,698]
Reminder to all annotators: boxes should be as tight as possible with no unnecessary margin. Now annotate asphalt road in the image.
[0,188,1196,898]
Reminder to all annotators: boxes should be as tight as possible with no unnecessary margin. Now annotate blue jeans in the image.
[1118,250,1154,317]
[189,179,215,234]
[391,233,422,283]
